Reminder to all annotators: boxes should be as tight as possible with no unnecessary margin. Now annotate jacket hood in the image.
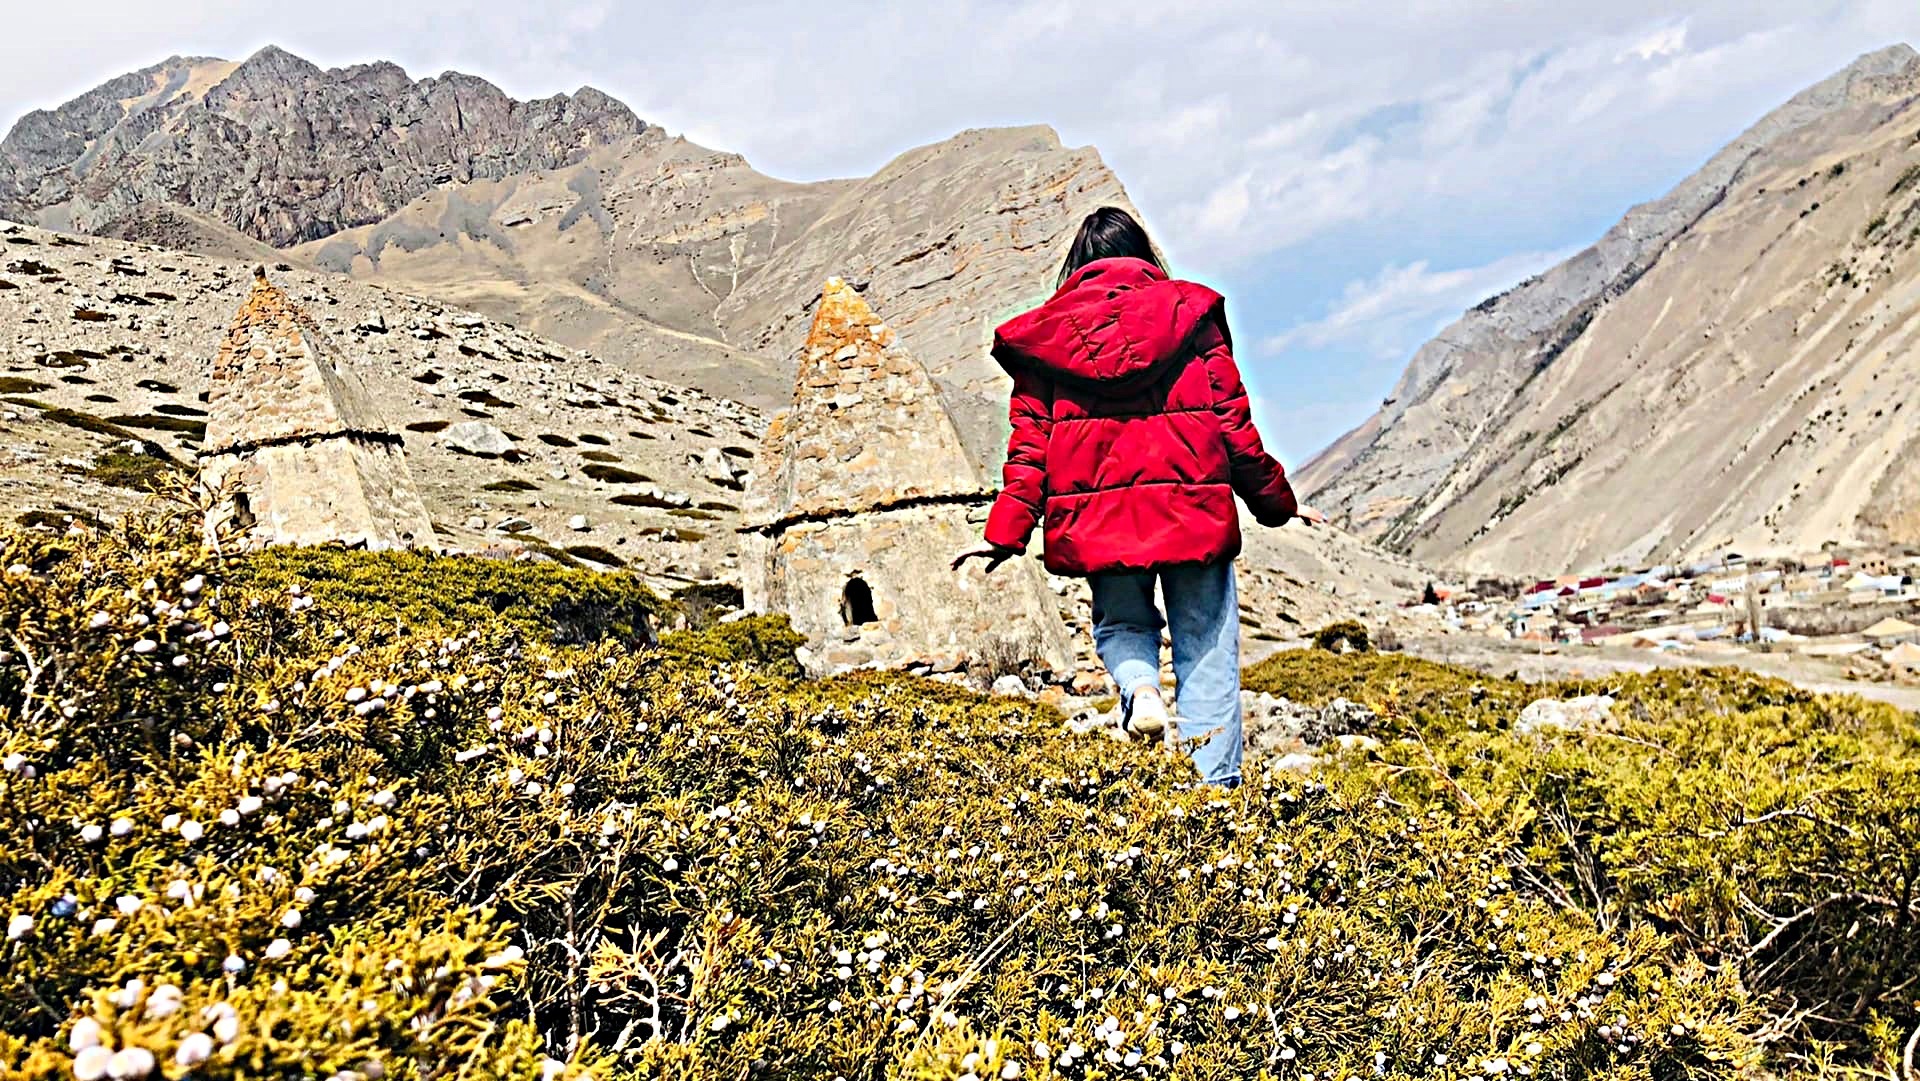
[992,257,1226,386]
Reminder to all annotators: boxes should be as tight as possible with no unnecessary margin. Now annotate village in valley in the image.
[1408,545,1920,687]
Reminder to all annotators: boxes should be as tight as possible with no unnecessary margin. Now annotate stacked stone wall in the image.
[743,279,1070,677]
[201,269,436,550]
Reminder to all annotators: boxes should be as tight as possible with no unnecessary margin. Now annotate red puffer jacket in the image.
[983,257,1297,576]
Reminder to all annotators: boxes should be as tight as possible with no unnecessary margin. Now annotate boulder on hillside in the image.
[1241,691,1380,763]
[990,674,1030,698]
[695,446,745,489]
[442,421,513,457]
[1515,694,1615,735]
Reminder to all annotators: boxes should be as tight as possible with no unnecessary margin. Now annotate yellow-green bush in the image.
[76,451,182,492]
[1246,652,1920,1073]
[232,545,662,646]
[0,504,1901,1079]
[1309,621,1371,653]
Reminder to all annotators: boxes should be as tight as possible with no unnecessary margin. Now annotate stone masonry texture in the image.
[742,280,1071,676]
[200,268,436,550]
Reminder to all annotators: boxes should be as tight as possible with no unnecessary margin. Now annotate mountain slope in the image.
[0,220,762,588]
[290,130,846,406]
[3,48,1140,446]
[93,201,304,266]
[0,220,1427,643]
[1299,44,1920,573]
[288,123,1131,441]
[0,47,640,244]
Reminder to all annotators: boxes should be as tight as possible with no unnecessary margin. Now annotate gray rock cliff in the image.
[0,47,643,245]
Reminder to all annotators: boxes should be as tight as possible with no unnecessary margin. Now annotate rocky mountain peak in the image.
[1811,42,1919,95]
[0,46,647,245]
[231,42,322,76]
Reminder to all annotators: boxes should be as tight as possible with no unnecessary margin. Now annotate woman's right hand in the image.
[951,543,1017,574]
[1294,503,1327,527]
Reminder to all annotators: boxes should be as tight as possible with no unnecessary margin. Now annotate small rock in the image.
[697,446,743,489]
[990,674,1029,698]
[1070,670,1106,696]
[441,421,513,457]
[494,517,534,534]
[1241,691,1378,760]
[1307,697,1376,744]
[463,515,486,531]
[1515,694,1615,734]
[633,483,692,508]
[567,514,590,532]
[358,309,387,333]
[1271,752,1322,773]
[1064,705,1116,736]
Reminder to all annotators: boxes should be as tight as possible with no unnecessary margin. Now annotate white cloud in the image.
[1621,23,1689,63]
[1193,173,1252,236]
[1156,98,1229,149]
[1264,247,1577,360]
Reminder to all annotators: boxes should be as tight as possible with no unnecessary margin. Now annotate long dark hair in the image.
[1057,206,1165,287]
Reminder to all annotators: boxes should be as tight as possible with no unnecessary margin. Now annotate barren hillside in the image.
[0,221,762,591]
[1300,44,1920,574]
[0,220,1425,638]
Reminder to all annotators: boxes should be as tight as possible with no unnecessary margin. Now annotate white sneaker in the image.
[1122,686,1169,741]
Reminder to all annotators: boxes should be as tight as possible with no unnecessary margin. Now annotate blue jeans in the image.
[1089,561,1242,787]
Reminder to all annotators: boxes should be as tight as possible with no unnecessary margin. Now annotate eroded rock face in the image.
[0,47,643,245]
[6,48,1141,474]
[284,121,1137,446]
[740,279,1072,678]
[714,126,1139,463]
[1299,45,1920,570]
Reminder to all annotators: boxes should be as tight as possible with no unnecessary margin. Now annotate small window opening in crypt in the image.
[841,576,878,626]
[231,491,256,530]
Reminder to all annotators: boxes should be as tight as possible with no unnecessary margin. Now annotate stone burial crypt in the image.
[740,279,1071,678]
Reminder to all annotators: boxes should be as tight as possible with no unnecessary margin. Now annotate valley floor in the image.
[1400,634,1920,712]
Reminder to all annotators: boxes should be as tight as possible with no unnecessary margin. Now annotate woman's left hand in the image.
[951,543,1017,574]
[1295,503,1328,527]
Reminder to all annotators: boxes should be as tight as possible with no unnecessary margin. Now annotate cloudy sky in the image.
[5,1,1920,461]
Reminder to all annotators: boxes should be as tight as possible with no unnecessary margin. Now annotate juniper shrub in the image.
[0,506,1903,1079]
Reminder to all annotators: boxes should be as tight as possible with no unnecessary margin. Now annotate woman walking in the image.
[954,207,1317,787]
